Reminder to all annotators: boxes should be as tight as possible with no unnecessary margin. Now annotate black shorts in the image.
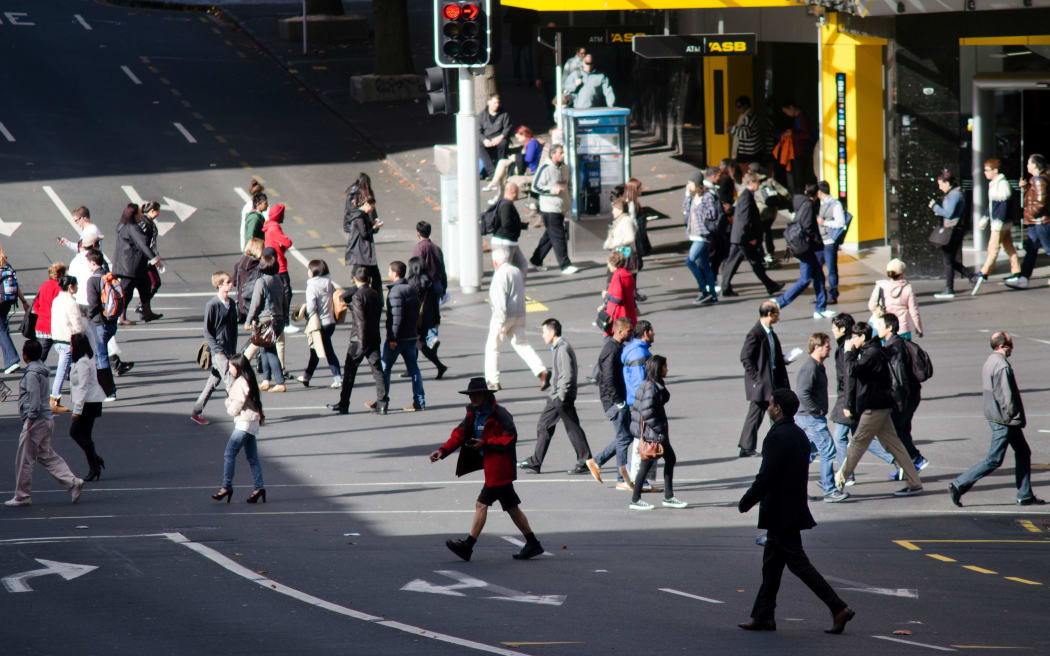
[477,484,521,511]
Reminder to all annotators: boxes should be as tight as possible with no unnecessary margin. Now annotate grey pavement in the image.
[1,2,1050,655]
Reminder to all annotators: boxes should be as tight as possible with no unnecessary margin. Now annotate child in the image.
[5,340,83,507]
[191,271,240,425]
[297,260,342,388]
[429,377,543,561]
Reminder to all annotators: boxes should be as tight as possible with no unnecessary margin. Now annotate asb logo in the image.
[707,41,749,53]
[610,32,646,43]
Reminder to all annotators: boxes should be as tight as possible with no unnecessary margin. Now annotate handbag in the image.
[873,286,886,318]
[20,311,37,339]
[249,282,278,347]
[637,416,664,460]
[928,224,953,246]
[595,307,612,333]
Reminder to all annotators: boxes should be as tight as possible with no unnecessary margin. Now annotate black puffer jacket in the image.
[343,199,378,266]
[632,379,670,443]
[385,278,419,341]
[844,340,894,416]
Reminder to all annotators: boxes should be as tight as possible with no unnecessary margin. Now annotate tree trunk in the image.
[306,0,344,15]
[374,0,413,75]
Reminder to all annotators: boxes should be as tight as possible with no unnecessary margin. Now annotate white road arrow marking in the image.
[402,570,566,606]
[74,14,92,30]
[0,121,14,142]
[659,587,725,604]
[42,185,81,234]
[0,216,21,237]
[173,122,197,144]
[120,65,141,85]
[2,558,97,593]
[122,185,196,224]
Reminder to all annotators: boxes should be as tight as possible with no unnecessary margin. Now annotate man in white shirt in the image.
[815,181,846,305]
[485,249,549,391]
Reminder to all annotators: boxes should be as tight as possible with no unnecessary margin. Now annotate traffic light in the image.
[425,66,455,115]
[434,0,490,67]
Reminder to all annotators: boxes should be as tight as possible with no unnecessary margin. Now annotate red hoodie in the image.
[263,204,292,274]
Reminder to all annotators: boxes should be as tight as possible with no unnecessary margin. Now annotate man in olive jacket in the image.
[949,332,1045,506]
[738,389,854,634]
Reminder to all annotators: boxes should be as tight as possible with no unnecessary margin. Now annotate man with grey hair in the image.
[949,331,1044,506]
[485,248,549,391]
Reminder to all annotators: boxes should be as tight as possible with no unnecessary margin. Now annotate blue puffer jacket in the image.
[621,337,651,406]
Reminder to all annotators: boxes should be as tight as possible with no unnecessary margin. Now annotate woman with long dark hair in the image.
[69,332,106,481]
[931,170,982,299]
[629,355,686,510]
[246,252,287,392]
[112,203,163,325]
[213,353,267,504]
[343,172,384,303]
[137,201,163,318]
[407,256,447,377]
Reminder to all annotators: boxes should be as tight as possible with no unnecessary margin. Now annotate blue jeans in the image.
[776,251,826,311]
[52,342,72,399]
[831,420,894,468]
[222,429,264,490]
[953,422,1033,501]
[0,301,19,368]
[259,345,285,384]
[796,414,836,494]
[685,240,716,296]
[91,322,117,369]
[815,243,839,300]
[594,405,633,481]
[382,339,424,407]
[1019,222,1050,278]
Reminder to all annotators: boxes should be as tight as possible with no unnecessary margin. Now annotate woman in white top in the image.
[603,199,637,263]
[867,258,923,340]
[213,354,266,504]
[68,333,107,481]
[50,276,86,410]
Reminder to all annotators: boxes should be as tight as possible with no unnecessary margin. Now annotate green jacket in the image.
[243,211,265,247]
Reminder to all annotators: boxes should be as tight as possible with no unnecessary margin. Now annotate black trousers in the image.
[530,213,572,270]
[751,529,846,621]
[278,271,293,325]
[529,396,592,468]
[479,141,508,178]
[69,404,102,470]
[709,234,730,277]
[632,440,676,502]
[891,398,922,462]
[720,243,778,293]
[738,400,769,452]
[941,232,975,292]
[416,335,444,370]
[118,274,154,320]
[337,344,385,410]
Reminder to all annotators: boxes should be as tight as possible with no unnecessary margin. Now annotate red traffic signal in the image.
[442,4,461,20]
[435,0,489,67]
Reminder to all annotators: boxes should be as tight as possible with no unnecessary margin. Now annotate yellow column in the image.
[820,13,886,246]
[704,55,753,166]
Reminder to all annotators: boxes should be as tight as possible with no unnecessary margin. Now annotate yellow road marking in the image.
[268,188,280,197]
[895,540,1050,550]
[240,161,252,168]
[926,554,956,562]
[148,66,159,73]
[501,642,583,647]
[202,123,215,132]
[312,65,327,70]
[192,112,204,120]
[215,135,228,144]
[1003,577,1042,585]
[139,56,150,64]
[307,229,320,239]
[228,148,240,157]
[1031,463,1050,470]
[1018,520,1041,533]
[524,296,548,312]
[170,89,181,97]
[292,216,304,224]
[324,246,337,253]
[288,68,298,74]
[963,565,997,574]
[181,100,192,108]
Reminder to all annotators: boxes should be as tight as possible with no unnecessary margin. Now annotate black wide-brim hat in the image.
[459,377,492,395]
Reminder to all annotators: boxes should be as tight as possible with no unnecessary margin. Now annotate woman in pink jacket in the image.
[868,258,923,340]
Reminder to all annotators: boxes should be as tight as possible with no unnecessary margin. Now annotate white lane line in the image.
[234,186,251,203]
[168,533,532,656]
[0,533,170,545]
[173,122,197,144]
[74,14,92,30]
[0,121,14,142]
[1039,430,1050,434]
[120,65,142,85]
[1031,338,1050,346]
[500,536,554,557]
[42,185,82,234]
[154,292,219,297]
[871,635,956,651]
[0,480,612,496]
[659,587,725,604]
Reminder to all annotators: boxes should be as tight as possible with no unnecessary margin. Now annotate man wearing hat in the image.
[429,377,544,562]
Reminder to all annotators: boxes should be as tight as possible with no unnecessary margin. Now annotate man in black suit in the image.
[328,267,386,415]
[720,172,782,296]
[738,301,790,457]
[738,389,855,634]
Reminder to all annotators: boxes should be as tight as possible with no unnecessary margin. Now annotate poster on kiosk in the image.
[563,107,631,259]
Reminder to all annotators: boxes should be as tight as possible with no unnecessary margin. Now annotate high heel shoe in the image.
[212,487,233,503]
[84,456,106,482]
[246,489,266,504]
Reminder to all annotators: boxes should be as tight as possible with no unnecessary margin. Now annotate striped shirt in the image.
[730,110,762,156]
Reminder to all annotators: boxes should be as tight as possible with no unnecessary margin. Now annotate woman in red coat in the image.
[32,262,67,361]
[602,250,636,336]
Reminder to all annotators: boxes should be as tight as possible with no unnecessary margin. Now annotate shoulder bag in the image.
[20,311,37,340]
[249,281,278,347]
[637,415,664,460]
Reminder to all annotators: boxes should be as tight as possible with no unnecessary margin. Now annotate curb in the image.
[103,0,213,11]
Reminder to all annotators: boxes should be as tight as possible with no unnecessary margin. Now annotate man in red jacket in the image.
[430,377,544,561]
[263,203,295,332]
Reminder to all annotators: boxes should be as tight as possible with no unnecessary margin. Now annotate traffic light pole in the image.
[456,68,481,294]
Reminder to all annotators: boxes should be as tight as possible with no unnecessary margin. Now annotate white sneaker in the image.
[4,498,31,507]
[330,379,342,389]
[71,478,84,504]
[818,310,836,318]
[560,265,579,275]
[103,394,117,403]
[629,500,654,511]
[933,291,956,299]
[662,497,688,509]
[284,324,300,334]
[3,363,21,375]
[1004,276,1029,290]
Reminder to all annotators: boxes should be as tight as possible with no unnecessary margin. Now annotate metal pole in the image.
[457,68,481,293]
[301,0,307,55]
[816,18,824,186]
[555,32,564,130]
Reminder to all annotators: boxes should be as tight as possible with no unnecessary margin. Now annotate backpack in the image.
[0,266,18,302]
[828,210,854,245]
[903,339,933,383]
[784,221,812,257]
[99,273,124,321]
[480,198,502,236]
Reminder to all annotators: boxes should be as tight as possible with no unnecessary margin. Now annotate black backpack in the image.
[784,221,811,257]
[903,339,933,383]
[480,198,502,236]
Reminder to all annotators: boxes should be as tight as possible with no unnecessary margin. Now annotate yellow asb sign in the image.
[633,33,757,59]
[610,32,645,43]
[706,40,750,53]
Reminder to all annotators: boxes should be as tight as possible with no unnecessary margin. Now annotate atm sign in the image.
[632,33,757,59]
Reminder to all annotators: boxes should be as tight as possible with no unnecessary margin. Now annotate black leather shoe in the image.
[948,483,963,507]
[517,460,540,474]
[566,464,589,475]
[1018,496,1047,506]
[739,449,759,458]
[327,403,348,415]
[512,541,544,560]
[825,607,855,634]
[738,619,776,631]
[446,538,472,562]
[721,288,739,297]
[435,363,448,380]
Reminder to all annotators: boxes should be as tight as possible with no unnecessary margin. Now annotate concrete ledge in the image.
[433,145,457,175]
[278,14,368,42]
[351,74,425,103]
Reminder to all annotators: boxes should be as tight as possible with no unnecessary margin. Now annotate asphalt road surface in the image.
[2,3,1049,655]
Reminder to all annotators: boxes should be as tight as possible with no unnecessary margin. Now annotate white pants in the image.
[484,315,546,384]
[628,437,658,484]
